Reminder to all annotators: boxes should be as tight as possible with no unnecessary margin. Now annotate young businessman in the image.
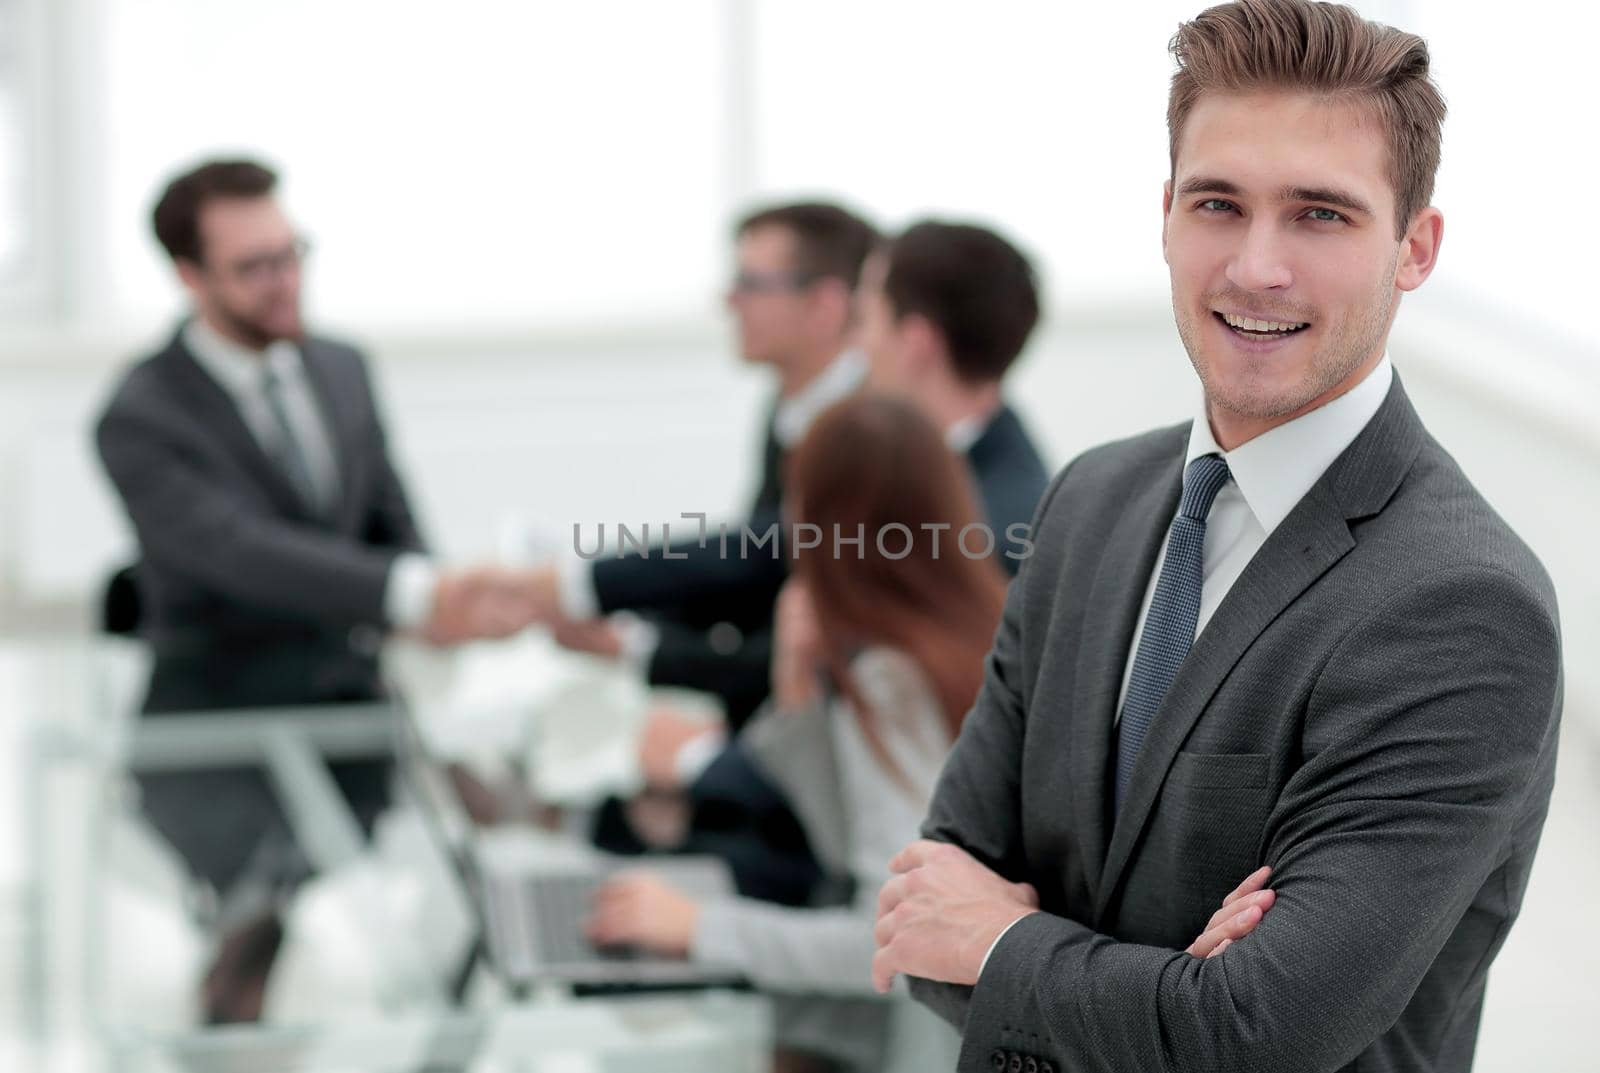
[871,3,1563,1071]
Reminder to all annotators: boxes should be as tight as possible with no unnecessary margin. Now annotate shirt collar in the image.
[184,316,302,399]
[1185,353,1393,535]
[945,406,999,454]
[773,349,867,448]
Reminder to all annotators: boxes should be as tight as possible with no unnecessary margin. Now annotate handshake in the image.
[418,563,565,646]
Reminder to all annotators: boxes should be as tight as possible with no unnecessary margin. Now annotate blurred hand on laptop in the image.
[586,871,699,957]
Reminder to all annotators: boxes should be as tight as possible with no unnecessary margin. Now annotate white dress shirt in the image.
[979,353,1394,976]
[184,318,436,629]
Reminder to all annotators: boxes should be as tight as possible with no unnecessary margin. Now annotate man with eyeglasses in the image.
[94,157,527,1018]
[536,202,877,738]
[513,202,877,906]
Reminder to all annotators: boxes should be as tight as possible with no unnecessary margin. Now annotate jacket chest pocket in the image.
[1124,751,1274,943]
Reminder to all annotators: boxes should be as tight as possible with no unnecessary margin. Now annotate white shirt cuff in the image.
[556,554,601,619]
[610,612,661,676]
[673,725,728,786]
[385,553,437,630]
[978,912,1033,981]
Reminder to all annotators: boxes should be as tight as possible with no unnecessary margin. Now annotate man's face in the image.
[857,251,913,393]
[187,196,305,347]
[1163,91,1438,439]
[724,225,819,367]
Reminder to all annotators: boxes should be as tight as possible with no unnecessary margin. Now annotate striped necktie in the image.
[261,365,329,520]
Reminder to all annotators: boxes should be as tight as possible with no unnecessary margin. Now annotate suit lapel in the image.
[160,331,314,522]
[1091,375,1424,926]
[1067,435,1185,894]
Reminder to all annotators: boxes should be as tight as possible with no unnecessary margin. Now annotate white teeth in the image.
[1221,312,1307,333]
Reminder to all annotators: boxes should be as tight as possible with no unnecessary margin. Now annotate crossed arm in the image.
[872,563,1560,1072]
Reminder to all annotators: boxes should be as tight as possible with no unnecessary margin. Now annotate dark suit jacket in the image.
[911,377,1563,1072]
[96,324,427,713]
[593,402,1049,727]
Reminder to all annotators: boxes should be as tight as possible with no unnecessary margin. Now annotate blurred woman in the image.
[587,393,1005,1069]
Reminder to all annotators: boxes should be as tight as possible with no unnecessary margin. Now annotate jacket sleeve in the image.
[96,397,400,626]
[648,622,773,730]
[692,896,888,995]
[593,506,786,617]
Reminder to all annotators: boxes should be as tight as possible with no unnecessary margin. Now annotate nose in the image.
[1225,219,1293,292]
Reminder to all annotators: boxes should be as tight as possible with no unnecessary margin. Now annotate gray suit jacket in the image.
[911,376,1562,1072]
[96,324,427,712]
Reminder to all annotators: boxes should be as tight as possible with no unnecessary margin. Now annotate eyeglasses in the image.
[210,237,312,286]
[727,270,821,296]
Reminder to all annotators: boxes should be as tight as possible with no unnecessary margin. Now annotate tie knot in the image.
[1178,454,1231,522]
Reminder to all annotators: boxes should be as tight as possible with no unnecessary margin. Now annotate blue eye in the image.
[1307,207,1345,223]
[1199,199,1235,213]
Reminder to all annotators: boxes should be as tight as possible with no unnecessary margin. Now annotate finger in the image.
[871,946,897,994]
[1205,938,1233,960]
[1186,903,1263,958]
[873,903,902,948]
[1204,887,1275,934]
[1221,866,1272,909]
[889,840,938,874]
[876,874,910,920]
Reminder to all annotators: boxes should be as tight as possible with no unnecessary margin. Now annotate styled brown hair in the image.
[787,394,1007,780]
[883,221,1040,385]
[1167,0,1446,238]
[736,201,879,289]
[152,158,279,264]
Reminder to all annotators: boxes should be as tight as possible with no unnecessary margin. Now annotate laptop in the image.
[387,681,747,993]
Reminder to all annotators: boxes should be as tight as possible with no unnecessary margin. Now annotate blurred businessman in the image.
[95,159,527,969]
[532,201,879,730]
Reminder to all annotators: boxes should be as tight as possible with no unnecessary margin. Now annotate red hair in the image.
[788,394,1007,779]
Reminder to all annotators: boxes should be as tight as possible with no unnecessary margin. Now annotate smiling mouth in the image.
[1213,311,1310,339]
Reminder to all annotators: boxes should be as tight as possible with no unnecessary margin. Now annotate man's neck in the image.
[777,341,848,399]
[920,378,1003,437]
[194,308,271,355]
[1207,347,1386,451]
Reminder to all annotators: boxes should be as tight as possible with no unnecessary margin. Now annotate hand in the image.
[872,840,1040,994]
[422,566,538,645]
[1185,865,1275,959]
[550,616,624,660]
[771,579,825,709]
[513,563,564,626]
[638,706,722,790]
[586,871,699,956]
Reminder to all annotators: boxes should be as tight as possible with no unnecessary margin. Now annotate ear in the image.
[808,277,853,333]
[1394,206,1443,293]
[174,257,206,294]
[901,313,949,377]
[1161,179,1175,264]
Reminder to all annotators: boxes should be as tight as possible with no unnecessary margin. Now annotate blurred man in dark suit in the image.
[535,202,879,730]
[95,161,526,1008]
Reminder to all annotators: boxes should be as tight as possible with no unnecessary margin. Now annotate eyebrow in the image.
[1176,176,1375,218]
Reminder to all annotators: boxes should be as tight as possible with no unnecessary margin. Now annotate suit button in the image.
[1008,1056,1022,1073]
[990,1050,1006,1071]
[1024,1059,1039,1073]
